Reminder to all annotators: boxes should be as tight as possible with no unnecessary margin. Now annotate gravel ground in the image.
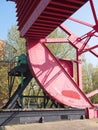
[1,119,98,130]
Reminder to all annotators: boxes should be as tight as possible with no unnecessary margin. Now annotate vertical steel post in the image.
[76,50,82,90]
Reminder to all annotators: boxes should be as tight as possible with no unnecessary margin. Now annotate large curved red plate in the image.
[27,41,93,108]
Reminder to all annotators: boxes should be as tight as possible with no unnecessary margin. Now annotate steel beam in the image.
[20,0,51,36]
[0,109,85,125]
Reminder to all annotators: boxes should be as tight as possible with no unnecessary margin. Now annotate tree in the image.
[82,57,94,93]
[6,25,26,60]
[0,25,26,107]
[46,27,76,60]
[0,62,9,107]
[0,40,6,60]
[90,66,98,103]
[82,57,98,103]
[6,25,26,95]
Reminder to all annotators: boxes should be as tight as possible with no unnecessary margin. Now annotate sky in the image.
[0,0,98,66]
[64,0,98,66]
[0,0,16,40]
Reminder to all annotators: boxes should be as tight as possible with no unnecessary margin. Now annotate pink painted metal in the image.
[27,40,93,108]
[8,0,88,40]
[86,90,98,98]
[60,24,98,57]
[58,58,73,77]
[86,108,98,119]
[7,0,98,118]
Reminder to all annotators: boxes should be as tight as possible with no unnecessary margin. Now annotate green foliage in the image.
[82,57,98,103]
[0,25,26,107]
[23,79,42,108]
[0,62,9,107]
[90,66,98,103]
[46,28,76,60]
[82,57,93,93]
[6,25,26,60]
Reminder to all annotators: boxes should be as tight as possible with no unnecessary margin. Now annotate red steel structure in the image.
[7,0,98,118]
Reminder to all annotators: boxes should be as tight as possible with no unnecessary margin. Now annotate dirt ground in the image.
[1,119,98,130]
